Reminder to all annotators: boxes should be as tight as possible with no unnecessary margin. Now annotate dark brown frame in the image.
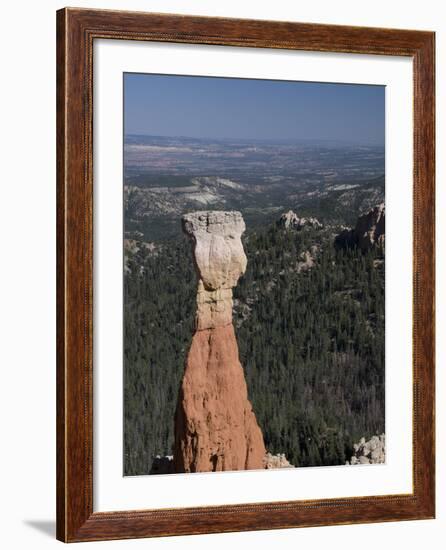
[57,7,435,543]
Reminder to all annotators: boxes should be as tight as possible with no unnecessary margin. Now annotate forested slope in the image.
[124,221,385,475]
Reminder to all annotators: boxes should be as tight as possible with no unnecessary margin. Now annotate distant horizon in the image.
[124,132,385,147]
[124,74,385,146]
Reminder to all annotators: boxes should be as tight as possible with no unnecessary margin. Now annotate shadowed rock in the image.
[335,203,385,252]
[150,455,174,475]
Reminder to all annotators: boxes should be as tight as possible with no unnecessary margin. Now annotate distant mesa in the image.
[335,203,385,252]
[278,210,323,231]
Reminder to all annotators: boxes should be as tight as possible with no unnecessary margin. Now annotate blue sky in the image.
[124,73,385,145]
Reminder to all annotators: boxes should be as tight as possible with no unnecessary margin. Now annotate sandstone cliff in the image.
[174,211,266,473]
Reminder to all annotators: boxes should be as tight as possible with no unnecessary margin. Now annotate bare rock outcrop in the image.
[278,210,323,230]
[296,245,319,273]
[348,434,385,465]
[263,452,294,469]
[335,203,385,252]
[174,211,266,473]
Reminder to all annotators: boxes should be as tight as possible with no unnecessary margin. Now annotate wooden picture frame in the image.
[56,7,435,542]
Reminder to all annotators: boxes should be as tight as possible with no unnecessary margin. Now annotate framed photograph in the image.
[56,7,435,542]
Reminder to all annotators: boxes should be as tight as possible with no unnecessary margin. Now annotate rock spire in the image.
[174,211,266,473]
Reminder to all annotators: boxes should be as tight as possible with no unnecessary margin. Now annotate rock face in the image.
[348,434,385,465]
[336,203,385,252]
[278,210,322,230]
[174,211,266,473]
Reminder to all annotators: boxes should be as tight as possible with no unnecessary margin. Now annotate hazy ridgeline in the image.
[123,223,385,475]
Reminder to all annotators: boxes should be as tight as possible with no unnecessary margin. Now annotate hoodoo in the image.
[174,211,266,473]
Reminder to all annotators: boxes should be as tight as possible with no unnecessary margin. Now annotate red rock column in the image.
[174,211,266,473]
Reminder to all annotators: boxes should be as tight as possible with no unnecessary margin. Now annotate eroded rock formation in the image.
[335,203,385,252]
[278,210,323,230]
[348,434,385,465]
[263,452,294,469]
[182,211,247,331]
[174,211,266,473]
